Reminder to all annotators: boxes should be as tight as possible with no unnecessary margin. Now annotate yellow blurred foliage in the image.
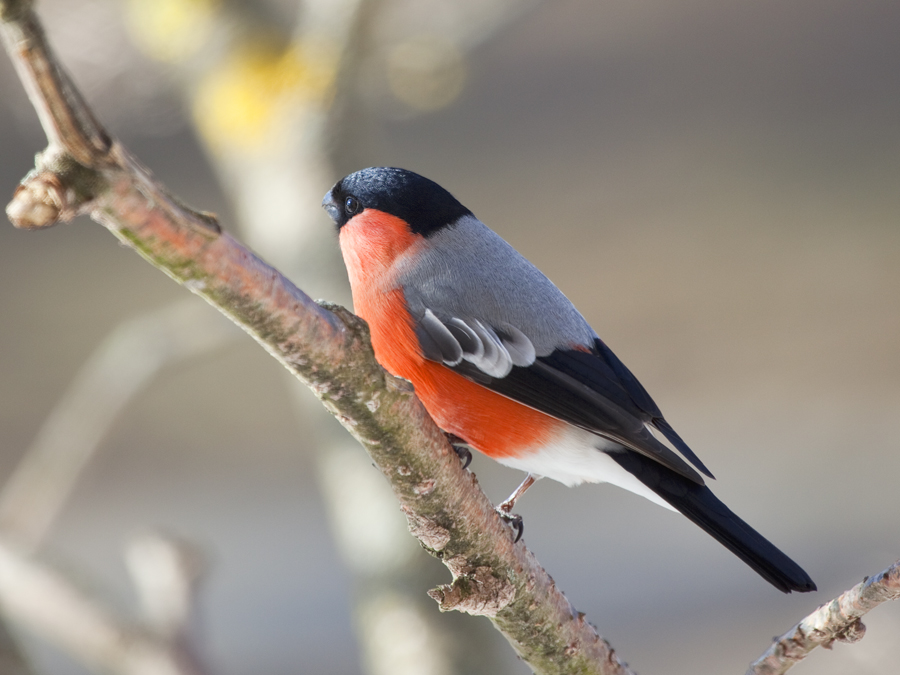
[125,0,219,63]
[124,0,338,154]
[191,40,337,153]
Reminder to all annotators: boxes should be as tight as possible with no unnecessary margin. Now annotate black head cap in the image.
[322,167,472,236]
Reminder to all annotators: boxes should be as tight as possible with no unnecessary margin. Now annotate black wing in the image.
[414,310,712,483]
[552,339,714,478]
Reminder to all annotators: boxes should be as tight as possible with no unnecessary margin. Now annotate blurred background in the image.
[1,0,899,673]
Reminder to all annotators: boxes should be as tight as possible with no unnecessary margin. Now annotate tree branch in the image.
[126,531,208,661]
[0,535,206,675]
[2,3,632,674]
[748,559,900,675]
[0,616,36,675]
[0,0,109,166]
[0,300,238,550]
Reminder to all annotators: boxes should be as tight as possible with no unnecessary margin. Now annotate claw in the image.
[444,433,473,470]
[454,444,472,470]
[497,508,524,542]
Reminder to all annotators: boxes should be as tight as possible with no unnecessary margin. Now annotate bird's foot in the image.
[444,433,473,470]
[496,503,524,543]
[495,473,538,543]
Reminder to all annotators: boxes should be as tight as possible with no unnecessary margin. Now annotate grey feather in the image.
[467,320,511,377]
[447,318,481,355]
[414,323,445,363]
[419,309,463,365]
[496,323,536,367]
[397,215,596,357]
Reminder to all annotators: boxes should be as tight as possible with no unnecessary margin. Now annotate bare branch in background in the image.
[0,295,229,675]
[0,300,238,551]
[0,618,36,675]
[748,559,900,675]
[1,2,634,674]
[0,536,206,675]
[126,532,208,660]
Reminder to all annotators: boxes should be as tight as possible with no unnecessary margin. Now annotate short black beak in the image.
[322,189,341,225]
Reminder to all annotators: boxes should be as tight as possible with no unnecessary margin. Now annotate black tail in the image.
[610,451,816,593]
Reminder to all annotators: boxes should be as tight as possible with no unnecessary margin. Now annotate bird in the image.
[322,166,816,593]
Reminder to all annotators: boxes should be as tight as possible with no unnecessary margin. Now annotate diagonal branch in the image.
[1,3,632,674]
[0,535,207,675]
[748,559,900,675]
[0,0,109,165]
[0,615,36,675]
[0,300,239,551]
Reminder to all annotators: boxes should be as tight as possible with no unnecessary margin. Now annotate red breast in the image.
[339,209,567,459]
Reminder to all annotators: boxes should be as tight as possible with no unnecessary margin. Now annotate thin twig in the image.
[0,617,36,675]
[0,297,223,675]
[126,531,208,666]
[0,536,205,675]
[0,0,109,165]
[748,559,900,675]
[0,300,238,550]
[1,3,633,674]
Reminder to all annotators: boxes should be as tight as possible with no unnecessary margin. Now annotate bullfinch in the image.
[322,166,815,593]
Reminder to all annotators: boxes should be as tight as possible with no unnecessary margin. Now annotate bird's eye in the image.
[344,196,361,215]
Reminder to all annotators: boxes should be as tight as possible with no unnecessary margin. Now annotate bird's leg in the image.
[497,473,538,543]
[444,432,473,470]
[499,473,537,512]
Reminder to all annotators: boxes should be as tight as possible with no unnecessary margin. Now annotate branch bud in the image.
[7,172,64,229]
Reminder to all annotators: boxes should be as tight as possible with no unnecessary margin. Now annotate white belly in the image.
[494,426,676,511]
